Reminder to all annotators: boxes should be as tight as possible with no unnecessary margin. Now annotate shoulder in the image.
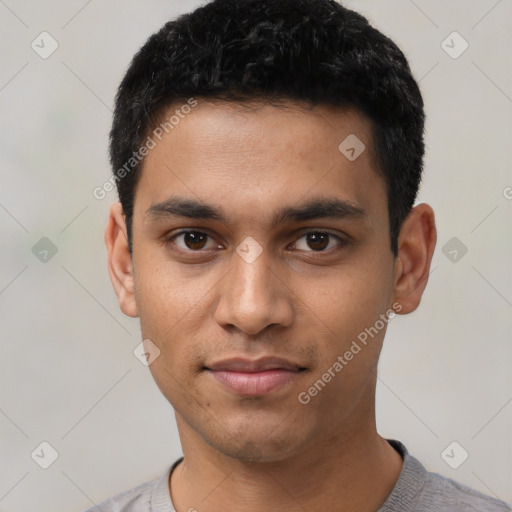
[381,440,511,512]
[420,471,511,512]
[84,457,183,512]
[81,462,177,512]
[81,477,157,512]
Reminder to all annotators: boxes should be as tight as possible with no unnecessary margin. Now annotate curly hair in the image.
[110,0,425,255]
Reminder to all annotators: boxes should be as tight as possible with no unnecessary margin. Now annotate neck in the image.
[170,420,403,512]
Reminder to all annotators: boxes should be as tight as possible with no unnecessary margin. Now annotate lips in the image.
[206,357,302,373]
[205,357,306,396]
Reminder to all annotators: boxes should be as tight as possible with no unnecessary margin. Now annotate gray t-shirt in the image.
[83,440,511,511]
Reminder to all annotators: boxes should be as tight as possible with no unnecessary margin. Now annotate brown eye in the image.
[184,232,208,250]
[293,231,344,252]
[172,231,216,251]
[306,233,329,251]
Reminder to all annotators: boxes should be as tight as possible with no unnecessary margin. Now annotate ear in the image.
[393,203,437,314]
[105,202,138,317]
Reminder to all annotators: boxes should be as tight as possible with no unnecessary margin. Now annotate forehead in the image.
[136,99,386,224]
[147,99,377,163]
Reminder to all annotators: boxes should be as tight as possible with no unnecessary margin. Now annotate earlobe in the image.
[105,202,138,318]
[393,203,437,314]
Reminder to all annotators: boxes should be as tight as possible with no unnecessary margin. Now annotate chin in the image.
[203,413,309,463]
[213,436,298,463]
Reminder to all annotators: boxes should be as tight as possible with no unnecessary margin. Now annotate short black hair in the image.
[110,0,425,255]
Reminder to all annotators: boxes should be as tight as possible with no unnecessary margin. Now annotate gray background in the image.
[0,1,511,511]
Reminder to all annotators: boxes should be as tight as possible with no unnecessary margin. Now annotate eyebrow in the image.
[145,195,367,228]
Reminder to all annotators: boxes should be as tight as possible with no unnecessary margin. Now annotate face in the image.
[117,100,404,462]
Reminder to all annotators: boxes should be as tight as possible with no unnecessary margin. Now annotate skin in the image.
[106,99,436,511]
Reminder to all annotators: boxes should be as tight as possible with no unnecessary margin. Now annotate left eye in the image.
[293,232,343,252]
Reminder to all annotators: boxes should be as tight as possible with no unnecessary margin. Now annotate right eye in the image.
[167,230,221,252]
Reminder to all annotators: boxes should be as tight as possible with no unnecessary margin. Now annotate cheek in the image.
[134,254,205,336]
[133,256,215,376]
[305,260,393,340]
[147,356,208,424]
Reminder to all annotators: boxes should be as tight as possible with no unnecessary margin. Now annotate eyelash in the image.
[165,229,348,255]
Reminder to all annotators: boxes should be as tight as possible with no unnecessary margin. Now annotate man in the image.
[87,0,511,510]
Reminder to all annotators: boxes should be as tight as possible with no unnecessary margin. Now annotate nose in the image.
[213,248,294,336]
